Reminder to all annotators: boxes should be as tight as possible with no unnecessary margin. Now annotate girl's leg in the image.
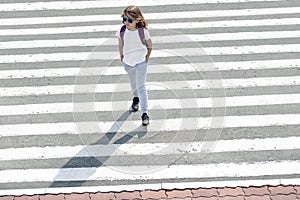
[135,61,148,114]
[123,62,138,98]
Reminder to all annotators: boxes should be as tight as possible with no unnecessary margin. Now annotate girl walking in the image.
[116,5,152,126]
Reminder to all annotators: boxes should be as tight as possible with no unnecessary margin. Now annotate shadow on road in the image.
[50,110,148,187]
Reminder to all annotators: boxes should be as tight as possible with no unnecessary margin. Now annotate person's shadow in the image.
[50,110,148,187]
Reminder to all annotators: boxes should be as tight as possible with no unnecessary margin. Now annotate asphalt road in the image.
[0,0,299,196]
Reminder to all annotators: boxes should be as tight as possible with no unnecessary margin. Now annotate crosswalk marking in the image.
[0,0,284,12]
[1,136,300,160]
[1,114,300,137]
[0,93,300,115]
[1,59,299,79]
[1,76,300,97]
[1,44,300,63]
[0,0,299,195]
[1,18,299,36]
[2,7,299,26]
[2,31,300,49]
[0,160,300,183]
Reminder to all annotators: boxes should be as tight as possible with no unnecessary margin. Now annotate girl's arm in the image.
[118,38,124,61]
[145,38,152,63]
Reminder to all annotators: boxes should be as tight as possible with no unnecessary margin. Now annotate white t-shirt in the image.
[116,26,150,66]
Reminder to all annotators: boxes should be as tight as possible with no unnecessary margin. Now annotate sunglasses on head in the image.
[123,17,134,23]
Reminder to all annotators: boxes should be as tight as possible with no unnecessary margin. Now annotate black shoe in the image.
[131,97,139,112]
[141,113,149,126]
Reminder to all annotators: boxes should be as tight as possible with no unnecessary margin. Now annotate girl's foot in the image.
[141,113,149,126]
[131,97,139,112]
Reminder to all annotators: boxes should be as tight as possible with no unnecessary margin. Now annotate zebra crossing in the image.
[0,0,300,196]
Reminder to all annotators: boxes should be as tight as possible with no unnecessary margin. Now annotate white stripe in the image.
[2,7,299,26]
[0,18,298,36]
[1,136,299,161]
[0,114,300,137]
[0,38,110,49]
[0,76,300,97]
[0,0,283,12]
[1,44,300,63]
[0,59,299,79]
[1,93,300,116]
[2,31,300,49]
[0,160,299,183]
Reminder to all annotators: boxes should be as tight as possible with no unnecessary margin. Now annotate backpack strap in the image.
[120,25,126,45]
[138,27,146,46]
[120,25,146,46]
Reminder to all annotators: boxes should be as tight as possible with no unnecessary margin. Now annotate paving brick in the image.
[219,196,244,200]
[39,194,65,200]
[14,196,39,200]
[192,197,218,200]
[191,188,218,198]
[218,187,244,197]
[294,186,300,194]
[268,186,296,195]
[140,190,166,199]
[0,197,15,200]
[245,195,271,200]
[64,193,90,200]
[3,185,300,200]
[166,189,192,199]
[243,186,270,196]
[90,192,115,200]
[270,194,298,200]
[114,191,141,200]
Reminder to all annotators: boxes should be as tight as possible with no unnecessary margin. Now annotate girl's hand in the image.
[145,55,150,63]
[145,39,152,63]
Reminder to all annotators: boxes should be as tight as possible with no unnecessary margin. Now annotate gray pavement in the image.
[0,0,300,196]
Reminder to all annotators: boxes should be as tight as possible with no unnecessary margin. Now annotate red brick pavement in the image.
[1,185,299,200]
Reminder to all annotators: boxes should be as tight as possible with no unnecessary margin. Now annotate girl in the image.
[116,5,152,126]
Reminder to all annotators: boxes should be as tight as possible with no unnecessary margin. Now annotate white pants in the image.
[123,61,148,114]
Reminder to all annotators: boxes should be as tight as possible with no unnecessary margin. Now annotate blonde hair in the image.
[122,5,148,28]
